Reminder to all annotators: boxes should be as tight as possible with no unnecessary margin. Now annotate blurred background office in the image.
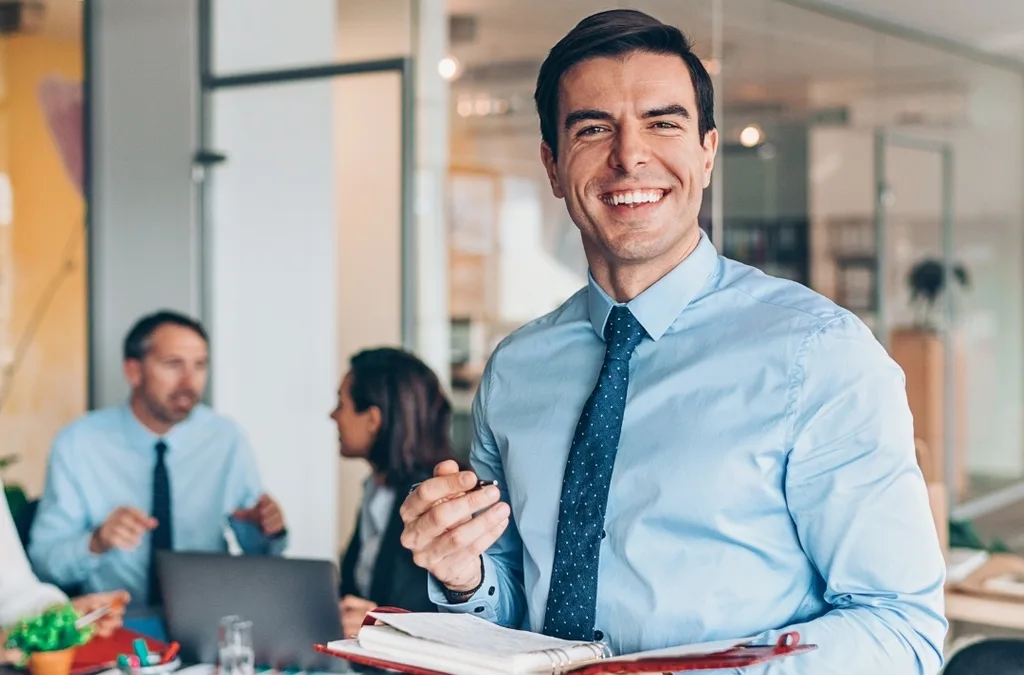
[2,0,1024,645]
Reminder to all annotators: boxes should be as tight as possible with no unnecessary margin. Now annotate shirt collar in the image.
[587,229,719,342]
[119,401,197,452]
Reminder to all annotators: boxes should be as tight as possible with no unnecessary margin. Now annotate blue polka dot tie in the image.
[543,305,647,641]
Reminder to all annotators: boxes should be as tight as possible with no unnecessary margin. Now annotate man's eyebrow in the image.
[643,104,691,120]
[563,105,692,131]
[563,109,614,131]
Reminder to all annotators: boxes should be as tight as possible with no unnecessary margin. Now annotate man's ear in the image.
[123,359,142,388]
[540,142,565,199]
[701,128,719,189]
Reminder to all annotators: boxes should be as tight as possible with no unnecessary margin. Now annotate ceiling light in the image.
[739,124,763,148]
[438,56,461,81]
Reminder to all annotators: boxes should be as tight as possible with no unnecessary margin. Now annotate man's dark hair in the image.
[348,347,454,488]
[123,310,208,361]
[534,9,716,158]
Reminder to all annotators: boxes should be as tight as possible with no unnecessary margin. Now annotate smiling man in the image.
[398,9,947,675]
[29,310,287,608]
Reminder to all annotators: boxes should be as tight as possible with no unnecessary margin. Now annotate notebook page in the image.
[328,635,516,675]
[368,611,598,657]
[602,636,755,663]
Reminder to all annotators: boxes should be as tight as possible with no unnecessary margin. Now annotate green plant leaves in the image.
[3,603,93,653]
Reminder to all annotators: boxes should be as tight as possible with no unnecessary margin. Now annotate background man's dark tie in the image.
[543,305,646,640]
[149,439,173,606]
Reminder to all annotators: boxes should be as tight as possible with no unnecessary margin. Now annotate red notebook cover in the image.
[71,628,167,675]
[312,608,817,674]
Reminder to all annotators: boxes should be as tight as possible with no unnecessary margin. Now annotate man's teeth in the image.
[604,189,665,206]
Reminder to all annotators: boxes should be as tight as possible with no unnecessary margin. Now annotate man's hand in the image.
[90,507,157,554]
[232,494,286,536]
[71,590,130,638]
[339,595,377,638]
[0,632,24,667]
[399,460,510,593]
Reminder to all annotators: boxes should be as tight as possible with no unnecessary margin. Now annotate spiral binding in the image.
[540,641,612,675]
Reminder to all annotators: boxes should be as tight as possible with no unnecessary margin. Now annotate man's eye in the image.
[652,121,678,129]
[578,126,607,136]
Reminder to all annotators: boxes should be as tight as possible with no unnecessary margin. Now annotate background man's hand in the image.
[90,507,156,553]
[71,590,130,638]
[339,595,377,637]
[399,460,510,594]
[232,494,285,536]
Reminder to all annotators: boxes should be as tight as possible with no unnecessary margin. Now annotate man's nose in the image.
[609,123,651,174]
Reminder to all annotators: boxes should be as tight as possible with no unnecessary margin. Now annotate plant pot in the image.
[28,647,77,675]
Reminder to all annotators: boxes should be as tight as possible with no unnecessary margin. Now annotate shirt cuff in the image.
[72,531,105,580]
[427,554,500,622]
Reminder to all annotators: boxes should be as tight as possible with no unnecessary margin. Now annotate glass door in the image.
[874,132,957,514]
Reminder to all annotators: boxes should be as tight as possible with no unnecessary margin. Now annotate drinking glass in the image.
[217,615,254,675]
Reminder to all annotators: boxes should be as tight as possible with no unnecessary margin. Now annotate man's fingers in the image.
[433,459,461,477]
[402,471,481,522]
[122,507,156,529]
[116,516,151,538]
[107,525,142,550]
[402,486,501,549]
[414,502,510,569]
[470,516,509,556]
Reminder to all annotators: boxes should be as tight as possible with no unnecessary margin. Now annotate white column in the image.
[208,0,339,561]
[88,0,200,408]
[413,0,451,382]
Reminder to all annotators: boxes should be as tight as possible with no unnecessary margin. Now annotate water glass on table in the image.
[217,616,253,675]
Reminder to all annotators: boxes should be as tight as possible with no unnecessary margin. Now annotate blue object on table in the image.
[124,615,168,642]
[132,638,151,665]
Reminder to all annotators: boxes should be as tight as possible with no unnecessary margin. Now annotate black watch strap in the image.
[442,556,485,604]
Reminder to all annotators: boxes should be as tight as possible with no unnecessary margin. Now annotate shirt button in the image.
[594,630,604,641]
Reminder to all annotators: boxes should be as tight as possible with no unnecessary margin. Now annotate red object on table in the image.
[71,629,167,675]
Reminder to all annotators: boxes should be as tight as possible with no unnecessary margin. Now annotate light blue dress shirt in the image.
[28,403,287,604]
[429,232,947,674]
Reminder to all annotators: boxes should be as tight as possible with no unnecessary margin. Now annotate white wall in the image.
[89,0,200,407]
[209,2,339,561]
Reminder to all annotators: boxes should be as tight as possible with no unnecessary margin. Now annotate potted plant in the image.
[893,257,971,503]
[907,258,970,330]
[3,604,94,675]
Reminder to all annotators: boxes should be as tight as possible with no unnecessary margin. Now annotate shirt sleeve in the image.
[427,353,527,628]
[27,430,105,589]
[228,425,288,556]
[0,476,68,627]
[725,314,947,675]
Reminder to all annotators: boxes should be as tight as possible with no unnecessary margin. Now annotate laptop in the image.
[157,551,347,671]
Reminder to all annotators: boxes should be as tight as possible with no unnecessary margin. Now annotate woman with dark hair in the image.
[330,347,454,636]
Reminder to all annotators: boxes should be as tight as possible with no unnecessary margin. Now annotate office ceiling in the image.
[814,0,1024,63]
[445,0,1020,127]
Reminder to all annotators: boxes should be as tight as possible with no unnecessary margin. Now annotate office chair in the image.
[944,638,1024,674]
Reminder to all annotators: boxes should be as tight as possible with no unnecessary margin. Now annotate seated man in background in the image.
[29,310,287,608]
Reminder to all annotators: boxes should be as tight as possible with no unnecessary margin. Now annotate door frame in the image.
[193,0,416,364]
[874,131,957,512]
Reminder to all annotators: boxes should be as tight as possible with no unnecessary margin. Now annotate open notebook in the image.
[313,609,816,675]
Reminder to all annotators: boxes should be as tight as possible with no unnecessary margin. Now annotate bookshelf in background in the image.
[720,218,811,288]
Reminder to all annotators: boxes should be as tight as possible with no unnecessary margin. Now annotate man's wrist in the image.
[88,529,106,554]
[442,556,485,604]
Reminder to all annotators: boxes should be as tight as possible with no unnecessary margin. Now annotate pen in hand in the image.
[409,478,497,494]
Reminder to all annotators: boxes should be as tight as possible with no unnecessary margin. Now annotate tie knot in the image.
[155,440,168,459]
[604,306,646,361]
